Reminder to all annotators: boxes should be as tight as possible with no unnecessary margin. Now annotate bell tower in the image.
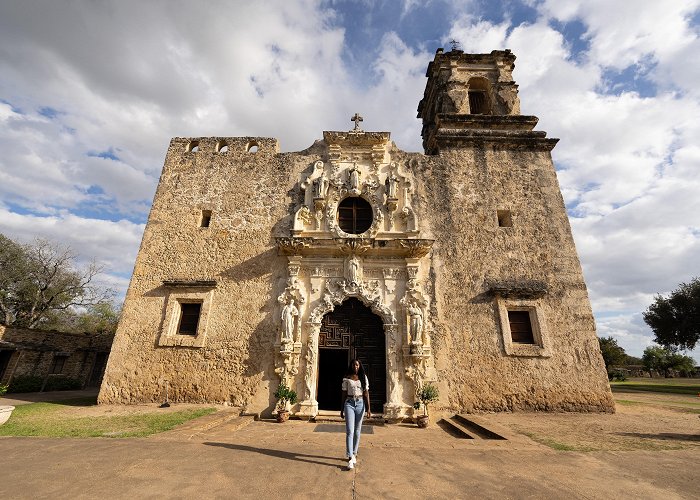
[417,48,555,154]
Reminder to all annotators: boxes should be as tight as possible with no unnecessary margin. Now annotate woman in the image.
[340,358,371,470]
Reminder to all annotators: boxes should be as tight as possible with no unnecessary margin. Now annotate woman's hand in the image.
[366,410,371,419]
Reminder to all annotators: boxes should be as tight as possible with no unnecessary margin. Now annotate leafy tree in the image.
[598,336,627,372]
[643,277,700,350]
[43,301,121,334]
[642,346,696,377]
[0,233,113,329]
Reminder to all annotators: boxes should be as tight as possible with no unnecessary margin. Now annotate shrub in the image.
[415,383,440,417]
[0,383,8,396]
[273,382,298,411]
[609,369,627,381]
[8,375,43,393]
[44,376,82,391]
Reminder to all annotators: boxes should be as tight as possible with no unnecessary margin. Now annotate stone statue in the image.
[313,171,329,199]
[349,164,361,192]
[385,172,399,198]
[407,302,424,344]
[348,255,361,284]
[281,298,299,343]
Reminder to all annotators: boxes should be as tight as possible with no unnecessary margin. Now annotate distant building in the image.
[0,325,113,390]
[99,49,614,417]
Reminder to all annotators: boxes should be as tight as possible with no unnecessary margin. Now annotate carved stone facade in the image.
[99,49,614,416]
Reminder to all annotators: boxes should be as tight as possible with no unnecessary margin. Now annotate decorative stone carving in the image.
[294,206,312,231]
[304,326,319,400]
[383,268,400,279]
[277,237,312,256]
[346,255,362,284]
[337,238,372,255]
[313,170,330,199]
[308,279,395,325]
[406,302,424,344]
[278,128,436,418]
[402,206,418,233]
[399,239,433,258]
[275,343,301,388]
[348,163,361,195]
[385,170,399,199]
[281,298,299,344]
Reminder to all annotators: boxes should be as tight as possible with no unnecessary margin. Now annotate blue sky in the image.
[1,0,699,359]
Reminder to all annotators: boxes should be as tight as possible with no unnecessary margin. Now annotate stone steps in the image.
[311,414,386,426]
[438,414,508,440]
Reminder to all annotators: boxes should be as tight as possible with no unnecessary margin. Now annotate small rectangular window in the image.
[497,210,512,227]
[50,355,68,374]
[178,303,202,335]
[200,210,212,228]
[508,310,535,344]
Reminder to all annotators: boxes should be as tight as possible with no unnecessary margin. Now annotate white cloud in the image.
[1,0,699,360]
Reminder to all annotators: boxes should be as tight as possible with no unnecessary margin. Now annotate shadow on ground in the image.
[203,442,348,469]
[615,432,700,442]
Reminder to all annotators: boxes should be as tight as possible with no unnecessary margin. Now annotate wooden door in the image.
[317,298,386,412]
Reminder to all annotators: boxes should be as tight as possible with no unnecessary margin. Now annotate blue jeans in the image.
[344,398,364,458]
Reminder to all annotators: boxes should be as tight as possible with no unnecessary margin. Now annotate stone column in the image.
[298,322,320,419]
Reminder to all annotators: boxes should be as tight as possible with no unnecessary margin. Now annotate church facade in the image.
[99,49,615,417]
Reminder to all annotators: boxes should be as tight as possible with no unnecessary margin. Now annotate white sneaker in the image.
[348,458,355,470]
[352,455,358,464]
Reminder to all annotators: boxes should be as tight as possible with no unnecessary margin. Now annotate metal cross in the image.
[351,113,363,131]
[449,39,461,51]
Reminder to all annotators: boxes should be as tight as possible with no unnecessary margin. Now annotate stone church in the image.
[99,48,615,417]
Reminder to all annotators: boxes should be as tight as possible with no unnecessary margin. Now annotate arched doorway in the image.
[316,298,387,412]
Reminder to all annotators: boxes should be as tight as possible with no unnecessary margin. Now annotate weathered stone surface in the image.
[99,49,614,415]
[0,325,113,387]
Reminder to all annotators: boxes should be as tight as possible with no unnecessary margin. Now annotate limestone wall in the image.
[408,146,614,411]
[99,134,613,412]
[99,137,318,407]
[0,325,113,386]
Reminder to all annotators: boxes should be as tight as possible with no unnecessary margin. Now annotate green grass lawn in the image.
[0,397,216,438]
[610,378,700,395]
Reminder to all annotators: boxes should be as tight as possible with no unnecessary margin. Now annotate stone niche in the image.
[274,128,435,420]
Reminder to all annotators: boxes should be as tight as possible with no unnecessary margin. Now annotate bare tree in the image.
[0,234,114,329]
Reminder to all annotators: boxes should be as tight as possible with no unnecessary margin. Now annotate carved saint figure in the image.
[385,172,399,199]
[348,255,361,284]
[407,302,424,344]
[349,164,361,191]
[281,298,299,343]
[313,171,329,199]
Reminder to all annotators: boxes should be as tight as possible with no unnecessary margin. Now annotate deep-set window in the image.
[50,355,68,374]
[178,303,202,335]
[200,210,212,228]
[507,310,535,344]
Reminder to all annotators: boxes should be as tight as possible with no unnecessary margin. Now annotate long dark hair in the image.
[345,358,367,391]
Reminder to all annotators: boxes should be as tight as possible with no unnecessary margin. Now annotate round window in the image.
[337,197,373,234]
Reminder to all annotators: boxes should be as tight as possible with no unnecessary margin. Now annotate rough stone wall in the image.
[98,137,321,407]
[0,325,113,386]
[99,134,613,412]
[407,146,614,411]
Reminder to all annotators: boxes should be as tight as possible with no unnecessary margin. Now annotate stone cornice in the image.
[323,130,390,147]
[162,279,217,288]
[276,236,434,258]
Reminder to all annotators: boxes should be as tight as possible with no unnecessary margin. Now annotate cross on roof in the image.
[449,39,461,51]
[351,113,363,131]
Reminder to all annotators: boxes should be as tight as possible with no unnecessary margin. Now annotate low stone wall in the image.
[0,325,114,390]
